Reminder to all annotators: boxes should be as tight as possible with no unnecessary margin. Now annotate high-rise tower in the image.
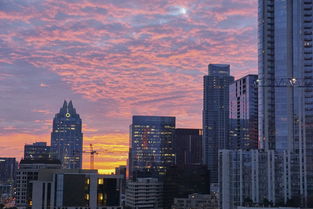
[202,64,234,184]
[51,100,83,169]
[258,0,313,205]
[128,116,176,180]
[229,75,258,149]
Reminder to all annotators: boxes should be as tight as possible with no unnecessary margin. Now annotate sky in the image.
[0,0,257,173]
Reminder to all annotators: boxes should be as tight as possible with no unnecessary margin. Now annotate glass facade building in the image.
[229,75,258,150]
[258,0,313,205]
[128,116,175,180]
[203,64,234,183]
[51,100,83,169]
[174,128,203,166]
[24,142,51,160]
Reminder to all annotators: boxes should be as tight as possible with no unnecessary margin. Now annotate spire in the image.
[68,100,76,114]
[68,100,73,110]
[60,100,68,114]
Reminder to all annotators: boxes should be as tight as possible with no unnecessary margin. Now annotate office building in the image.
[15,159,61,209]
[51,100,83,169]
[24,142,51,160]
[128,116,175,179]
[257,0,313,206]
[31,169,123,209]
[174,129,202,166]
[163,165,210,209]
[229,75,258,149]
[125,178,163,209]
[171,193,218,209]
[203,64,234,183]
[0,158,17,184]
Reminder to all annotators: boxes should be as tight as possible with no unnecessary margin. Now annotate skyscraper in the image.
[128,116,175,179]
[202,64,234,183]
[51,100,83,169]
[0,158,17,184]
[258,0,312,205]
[229,75,258,150]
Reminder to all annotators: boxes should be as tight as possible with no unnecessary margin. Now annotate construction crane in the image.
[83,144,98,170]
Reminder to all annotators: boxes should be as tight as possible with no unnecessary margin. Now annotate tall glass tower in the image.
[128,116,176,180]
[202,64,234,184]
[259,0,313,204]
[51,101,83,169]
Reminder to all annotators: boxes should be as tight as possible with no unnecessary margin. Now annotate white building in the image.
[125,178,163,209]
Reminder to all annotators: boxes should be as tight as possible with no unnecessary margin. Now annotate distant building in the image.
[202,64,234,184]
[15,159,61,209]
[163,165,210,209]
[24,142,51,160]
[128,116,176,180]
[171,193,218,209]
[0,158,17,184]
[174,129,202,166]
[125,178,163,209]
[229,75,258,149]
[51,100,83,169]
[32,169,123,209]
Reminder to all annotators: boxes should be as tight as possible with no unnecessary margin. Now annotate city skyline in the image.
[0,0,257,173]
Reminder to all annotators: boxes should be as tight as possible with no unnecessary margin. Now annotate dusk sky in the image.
[0,0,257,173]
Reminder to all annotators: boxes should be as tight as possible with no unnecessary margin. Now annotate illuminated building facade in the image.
[229,75,258,149]
[203,64,234,184]
[128,116,176,180]
[51,100,83,169]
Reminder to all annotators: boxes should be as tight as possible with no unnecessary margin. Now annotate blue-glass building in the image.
[51,101,83,169]
[128,116,176,179]
[229,75,258,150]
[24,142,51,160]
[202,64,234,184]
[258,0,313,206]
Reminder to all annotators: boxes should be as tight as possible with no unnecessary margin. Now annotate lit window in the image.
[98,178,104,185]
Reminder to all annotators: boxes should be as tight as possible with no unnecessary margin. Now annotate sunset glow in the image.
[0,0,257,173]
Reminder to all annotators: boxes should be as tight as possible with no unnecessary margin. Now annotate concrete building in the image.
[51,100,83,169]
[219,149,301,209]
[125,178,163,209]
[229,75,258,149]
[128,116,175,180]
[31,169,123,209]
[203,64,234,184]
[171,193,218,209]
[15,159,61,209]
[24,142,51,160]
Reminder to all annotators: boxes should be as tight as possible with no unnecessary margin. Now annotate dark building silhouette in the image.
[163,165,210,209]
[229,75,258,149]
[202,64,234,184]
[174,129,202,166]
[24,142,51,160]
[0,158,17,184]
[128,116,175,180]
[51,100,83,169]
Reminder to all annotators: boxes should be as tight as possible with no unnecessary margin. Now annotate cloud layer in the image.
[0,0,257,172]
